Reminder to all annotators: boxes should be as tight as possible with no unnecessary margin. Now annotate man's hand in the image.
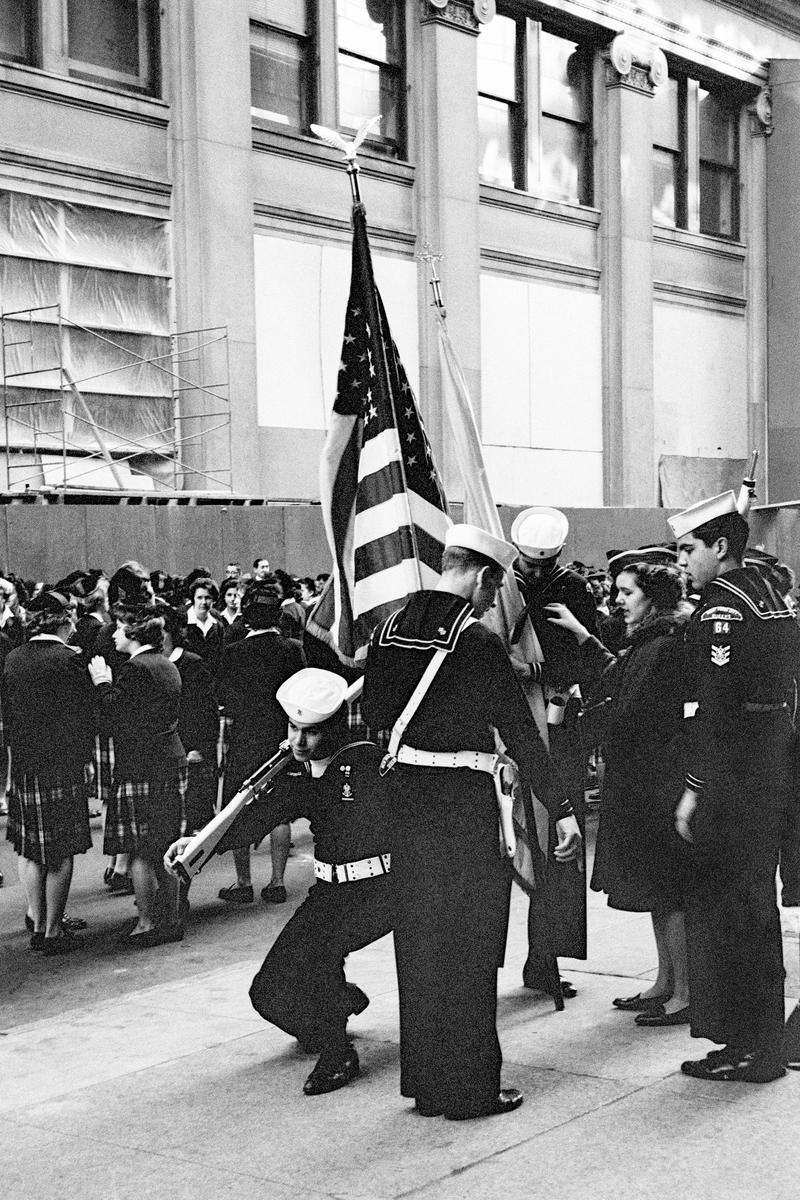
[554,815,582,863]
[164,836,192,872]
[88,655,112,686]
[675,789,698,843]
[509,656,531,681]
[186,750,204,764]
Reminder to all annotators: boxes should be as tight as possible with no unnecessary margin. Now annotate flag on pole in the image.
[306,205,450,668]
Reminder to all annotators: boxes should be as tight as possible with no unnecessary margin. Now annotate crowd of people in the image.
[2,492,800,1114]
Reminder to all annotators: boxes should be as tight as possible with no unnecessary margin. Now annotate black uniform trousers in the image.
[249,875,393,1052]
[686,741,790,1058]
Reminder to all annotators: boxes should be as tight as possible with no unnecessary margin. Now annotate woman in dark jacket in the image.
[90,604,187,947]
[549,562,692,1025]
[162,605,220,833]
[3,590,95,954]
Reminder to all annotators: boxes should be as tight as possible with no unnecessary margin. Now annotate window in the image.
[66,0,159,93]
[652,73,740,240]
[250,2,314,130]
[699,89,738,238]
[652,77,684,228]
[0,0,36,65]
[477,14,593,206]
[336,0,404,156]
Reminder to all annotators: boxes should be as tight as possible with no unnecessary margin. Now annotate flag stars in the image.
[406,432,416,444]
[404,406,413,419]
[344,333,355,345]
[339,360,347,373]
[408,455,417,466]
[368,404,378,420]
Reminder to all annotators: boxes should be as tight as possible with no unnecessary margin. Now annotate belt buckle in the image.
[335,864,347,884]
[379,753,396,777]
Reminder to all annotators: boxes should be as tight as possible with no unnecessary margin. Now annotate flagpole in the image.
[311,115,425,590]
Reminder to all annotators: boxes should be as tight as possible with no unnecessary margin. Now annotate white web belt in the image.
[313,853,392,884]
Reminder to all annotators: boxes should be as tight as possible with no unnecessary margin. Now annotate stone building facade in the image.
[2,1,800,508]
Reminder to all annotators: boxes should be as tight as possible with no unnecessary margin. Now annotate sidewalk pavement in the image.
[1,812,799,1200]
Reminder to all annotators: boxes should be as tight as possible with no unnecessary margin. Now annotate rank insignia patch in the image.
[340,763,354,800]
[711,644,730,667]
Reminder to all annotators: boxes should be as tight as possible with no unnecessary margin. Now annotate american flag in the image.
[307,205,450,668]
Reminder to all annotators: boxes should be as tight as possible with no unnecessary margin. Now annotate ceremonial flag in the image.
[307,205,450,668]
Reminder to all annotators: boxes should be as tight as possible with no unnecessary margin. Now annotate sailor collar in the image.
[376,593,474,652]
[706,568,795,621]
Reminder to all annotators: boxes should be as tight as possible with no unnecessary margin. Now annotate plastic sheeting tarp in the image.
[3,386,175,451]
[0,191,172,456]
[0,193,168,274]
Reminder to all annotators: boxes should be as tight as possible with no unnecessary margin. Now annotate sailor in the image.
[362,524,581,1120]
[670,491,800,1083]
[165,667,393,1097]
[509,506,596,993]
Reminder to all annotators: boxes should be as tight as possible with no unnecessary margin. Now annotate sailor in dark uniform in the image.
[671,491,800,1083]
[362,524,582,1120]
[165,668,393,1096]
[509,507,596,993]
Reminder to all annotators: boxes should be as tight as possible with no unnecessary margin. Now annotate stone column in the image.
[766,63,800,504]
[600,35,667,506]
[414,0,489,502]
[744,89,772,502]
[162,0,260,494]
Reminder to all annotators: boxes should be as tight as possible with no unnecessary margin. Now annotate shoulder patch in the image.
[700,606,743,622]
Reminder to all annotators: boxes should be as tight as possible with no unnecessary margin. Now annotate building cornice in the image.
[534,1,775,84]
[418,1,483,35]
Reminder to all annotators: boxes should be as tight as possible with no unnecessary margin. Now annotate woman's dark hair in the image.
[188,575,219,603]
[219,577,240,601]
[616,563,685,615]
[116,604,165,652]
[160,604,188,643]
[26,609,73,637]
[241,578,283,630]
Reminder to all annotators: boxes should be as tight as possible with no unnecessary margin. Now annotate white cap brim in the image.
[444,523,517,573]
[276,667,349,727]
[667,491,739,540]
[510,507,569,558]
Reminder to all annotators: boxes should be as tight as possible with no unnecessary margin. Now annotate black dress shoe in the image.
[635,1005,690,1027]
[25,914,87,933]
[445,1088,524,1120]
[42,930,83,956]
[260,884,287,904]
[218,884,253,904]
[117,924,184,949]
[681,1051,785,1083]
[612,992,670,1012]
[303,1045,360,1095]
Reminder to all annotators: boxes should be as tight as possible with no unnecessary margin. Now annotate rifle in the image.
[737,450,759,516]
[171,677,365,884]
[172,742,293,884]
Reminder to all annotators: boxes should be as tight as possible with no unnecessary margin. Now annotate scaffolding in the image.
[1,304,232,496]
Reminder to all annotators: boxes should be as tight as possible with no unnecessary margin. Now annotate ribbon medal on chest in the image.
[340,762,354,801]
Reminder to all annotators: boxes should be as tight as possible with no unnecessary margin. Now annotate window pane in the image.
[337,0,400,66]
[652,75,679,151]
[477,14,517,103]
[699,89,736,166]
[251,0,308,36]
[0,0,32,63]
[540,32,587,123]
[67,0,140,76]
[700,163,736,237]
[338,53,399,148]
[540,116,586,203]
[478,96,514,188]
[652,148,678,226]
[251,27,307,128]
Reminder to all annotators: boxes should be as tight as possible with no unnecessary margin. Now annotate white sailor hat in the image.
[667,491,739,540]
[445,523,517,573]
[276,667,349,727]
[510,506,569,560]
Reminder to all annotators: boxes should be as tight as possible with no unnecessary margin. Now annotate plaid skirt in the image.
[93,733,115,804]
[103,761,188,861]
[5,770,92,866]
